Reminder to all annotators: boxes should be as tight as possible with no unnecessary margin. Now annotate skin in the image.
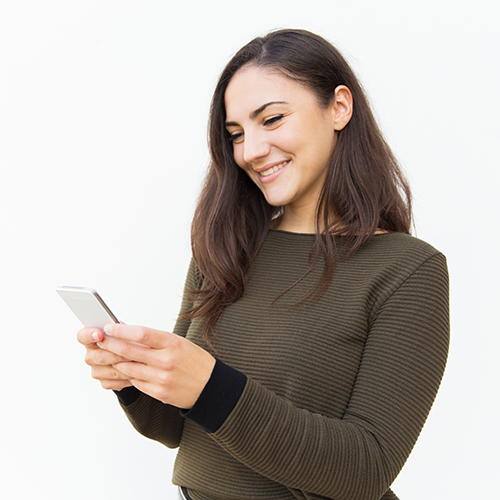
[77,325,215,409]
[78,66,353,407]
[225,65,353,234]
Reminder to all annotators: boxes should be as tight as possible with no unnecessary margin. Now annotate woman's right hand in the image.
[77,328,133,391]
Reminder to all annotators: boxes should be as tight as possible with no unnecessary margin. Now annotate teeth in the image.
[261,161,288,177]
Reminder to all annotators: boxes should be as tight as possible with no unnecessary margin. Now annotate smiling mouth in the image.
[260,160,289,177]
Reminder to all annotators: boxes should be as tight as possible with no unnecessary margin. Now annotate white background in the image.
[1,1,498,498]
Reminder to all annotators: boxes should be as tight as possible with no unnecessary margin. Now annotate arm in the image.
[185,253,449,499]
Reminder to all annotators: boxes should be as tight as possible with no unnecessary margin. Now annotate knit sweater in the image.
[118,230,449,500]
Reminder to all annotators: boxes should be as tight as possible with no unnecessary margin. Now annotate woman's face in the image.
[224,65,350,226]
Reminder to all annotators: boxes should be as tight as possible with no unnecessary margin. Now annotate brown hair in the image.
[186,29,412,342]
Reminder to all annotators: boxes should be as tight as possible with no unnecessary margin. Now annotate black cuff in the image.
[114,386,142,406]
[180,359,247,433]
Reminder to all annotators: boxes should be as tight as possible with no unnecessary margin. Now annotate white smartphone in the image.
[56,286,119,330]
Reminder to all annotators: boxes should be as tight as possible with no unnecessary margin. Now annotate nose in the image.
[242,130,271,165]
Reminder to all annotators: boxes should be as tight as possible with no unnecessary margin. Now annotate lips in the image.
[259,160,290,177]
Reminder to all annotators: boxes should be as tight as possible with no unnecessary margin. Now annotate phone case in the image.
[56,286,118,329]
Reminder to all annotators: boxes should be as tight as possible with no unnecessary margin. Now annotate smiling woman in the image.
[77,29,449,500]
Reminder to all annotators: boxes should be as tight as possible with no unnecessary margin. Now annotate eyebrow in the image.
[225,101,288,128]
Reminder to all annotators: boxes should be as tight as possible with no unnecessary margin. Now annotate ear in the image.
[331,85,353,131]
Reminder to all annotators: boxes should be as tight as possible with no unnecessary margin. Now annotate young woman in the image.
[78,29,449,500]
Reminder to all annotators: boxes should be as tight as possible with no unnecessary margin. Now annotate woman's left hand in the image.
[97,323,216,409]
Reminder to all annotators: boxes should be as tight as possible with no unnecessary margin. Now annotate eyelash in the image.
[229,133,243,143]
[264,114,284,126]
[228,114,284,142]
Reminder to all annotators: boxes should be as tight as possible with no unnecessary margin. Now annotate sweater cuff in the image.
[114,386,142,406]
[180,359,247,433]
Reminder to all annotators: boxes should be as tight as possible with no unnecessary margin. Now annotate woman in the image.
[78,29,449,500]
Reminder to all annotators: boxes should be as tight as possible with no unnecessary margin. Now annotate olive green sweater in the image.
[119,231,449,500]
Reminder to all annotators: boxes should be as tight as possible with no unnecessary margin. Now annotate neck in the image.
[273,205,318,234]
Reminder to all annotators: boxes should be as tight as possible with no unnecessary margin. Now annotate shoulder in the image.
[354,232,447,273]
[364,235,450,335]
[339,232,448,312]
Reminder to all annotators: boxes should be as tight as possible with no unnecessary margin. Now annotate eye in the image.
[228,132,243,143]
[264,114,284,126]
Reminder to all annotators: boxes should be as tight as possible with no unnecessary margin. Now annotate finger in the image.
[77,327,104,345]
[91,364,130,382]
[84,346,129,367]
[112,360,158,383]
[101,379,134,391]
[103,323,172,349]
[97,334,155,365]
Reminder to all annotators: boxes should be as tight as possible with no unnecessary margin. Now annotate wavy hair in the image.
[185,29,412,342]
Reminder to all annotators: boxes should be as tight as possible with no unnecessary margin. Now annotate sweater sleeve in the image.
[204,253,449,500]
[116,258,200,449]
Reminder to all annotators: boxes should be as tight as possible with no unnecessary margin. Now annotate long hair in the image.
[186,29,412,342]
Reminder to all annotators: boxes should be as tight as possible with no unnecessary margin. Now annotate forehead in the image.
[224,66,318,119]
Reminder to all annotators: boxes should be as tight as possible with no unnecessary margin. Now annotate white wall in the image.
[1,1,498,498]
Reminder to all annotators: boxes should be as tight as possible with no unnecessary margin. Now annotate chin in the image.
[261,190,293,208]
[265,198,290,208]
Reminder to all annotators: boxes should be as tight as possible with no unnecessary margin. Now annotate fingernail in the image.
[96,342,103,348]
[92,331,100,341]
[104,324,112,334]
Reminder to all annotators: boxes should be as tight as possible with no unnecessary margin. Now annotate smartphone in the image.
[56,286,119,330]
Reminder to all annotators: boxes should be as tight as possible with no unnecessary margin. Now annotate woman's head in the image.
[208,29,411,234]
[224,65,353,225]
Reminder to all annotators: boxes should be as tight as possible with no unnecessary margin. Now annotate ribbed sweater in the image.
[118,230,449,500]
